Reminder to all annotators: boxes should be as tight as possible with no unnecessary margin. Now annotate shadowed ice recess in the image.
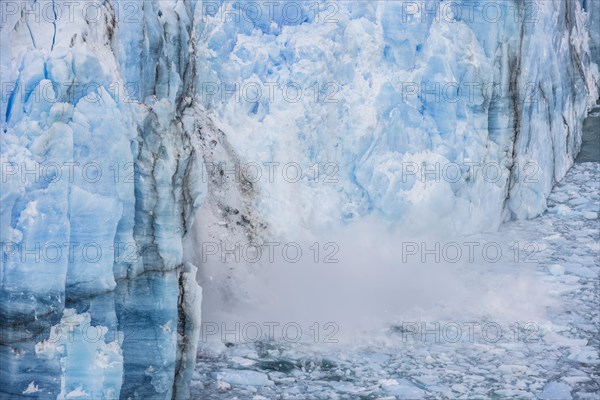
[575,101,600,163]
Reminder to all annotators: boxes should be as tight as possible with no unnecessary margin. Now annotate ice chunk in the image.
[213,369,274,386]
[22,382,41,395]
[381,378,425,398]
[539,381,572,400]
[547,264,566,276]
[568,347,600,364]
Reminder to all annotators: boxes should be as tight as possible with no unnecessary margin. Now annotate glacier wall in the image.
[0,0,599,399]
[1,1,205,398]
[196,0,599,237]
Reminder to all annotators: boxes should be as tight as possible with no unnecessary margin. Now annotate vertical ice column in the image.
[1,1,205,398]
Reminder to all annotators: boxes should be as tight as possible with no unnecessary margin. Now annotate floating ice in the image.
[213,370,273,387]
[548,264,566,276]
[539,381,573,400]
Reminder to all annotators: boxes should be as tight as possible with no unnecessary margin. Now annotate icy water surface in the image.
[192,163,599,399]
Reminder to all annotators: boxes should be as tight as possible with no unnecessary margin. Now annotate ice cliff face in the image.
[197,0,599,236]
[1,1,205,398]
[0,0,599,399]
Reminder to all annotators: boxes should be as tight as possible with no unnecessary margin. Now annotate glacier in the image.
[0,0,598,399]
[1,1,205,398]
[195,0,599,237]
